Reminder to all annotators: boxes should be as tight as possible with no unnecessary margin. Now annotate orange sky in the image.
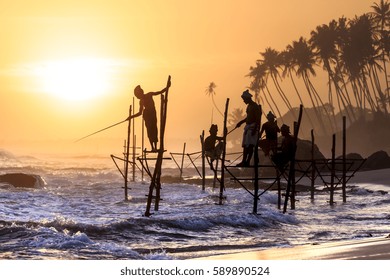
[0,0,377,157]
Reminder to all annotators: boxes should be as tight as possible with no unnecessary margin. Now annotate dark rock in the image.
[296,139,326,160]
[336,153,366,170]
[0,173,41,188]
[363,150,390,170]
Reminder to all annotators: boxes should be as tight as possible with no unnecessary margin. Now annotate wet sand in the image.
[195,236,390,260]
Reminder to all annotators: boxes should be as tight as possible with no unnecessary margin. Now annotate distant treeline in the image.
[246,0,390,137]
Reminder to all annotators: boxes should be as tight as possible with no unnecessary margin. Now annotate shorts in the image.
[242,123,258,147]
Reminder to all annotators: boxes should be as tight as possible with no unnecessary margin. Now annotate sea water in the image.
[0,151,389,260]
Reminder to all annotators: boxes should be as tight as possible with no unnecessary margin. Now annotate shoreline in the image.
[193,235,390,260]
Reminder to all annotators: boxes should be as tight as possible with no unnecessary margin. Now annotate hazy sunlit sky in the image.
[0,0,376,157]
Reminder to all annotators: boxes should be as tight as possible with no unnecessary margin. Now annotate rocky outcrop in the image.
[0,173,45,188]
[362,150,390,170]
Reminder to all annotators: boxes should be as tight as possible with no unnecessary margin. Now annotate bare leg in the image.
[246,145,254,165]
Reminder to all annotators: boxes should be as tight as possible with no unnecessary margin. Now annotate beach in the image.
[195,235,390,260]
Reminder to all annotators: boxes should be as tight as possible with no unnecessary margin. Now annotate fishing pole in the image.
[75,119,128,143]
[227,126,238,135]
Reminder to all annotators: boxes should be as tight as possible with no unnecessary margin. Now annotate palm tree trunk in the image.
[307,76,336,133]
[212,95,224,117]
[289,71,316,135]
[264,84,284,122]
[271,74,295,117]
[371,65,389,114]
[302,73,329,135]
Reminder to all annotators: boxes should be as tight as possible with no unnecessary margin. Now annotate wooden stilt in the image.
[218,98,229,205]
[283,104,303,213]
[277,169,281,209]
[124,105,132,201]
[132,97,136,182]
[180,143,186,180]
[142,119,145,182]
[132,135,136,182]
[310,129,315,200]
[145,76,171,217]
[252,105,262,214]
[200,131,206,191]
[342,116,347,202]
[330,134,336,205]
[291,120,298,210]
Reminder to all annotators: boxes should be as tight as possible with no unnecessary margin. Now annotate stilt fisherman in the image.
[127,80,171,151]
[235,90,262,167]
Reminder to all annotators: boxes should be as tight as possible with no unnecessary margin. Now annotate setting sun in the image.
[35,57,112,101]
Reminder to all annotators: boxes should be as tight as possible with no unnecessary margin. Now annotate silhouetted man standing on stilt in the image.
[235,90,262,167]
[128,80,171,151]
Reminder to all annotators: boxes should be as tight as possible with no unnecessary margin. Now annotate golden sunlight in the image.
[35,57,112,101]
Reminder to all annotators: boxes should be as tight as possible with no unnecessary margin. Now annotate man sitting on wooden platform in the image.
[272,124,295,172]
[259,111,280,157]
[204,124,224,170]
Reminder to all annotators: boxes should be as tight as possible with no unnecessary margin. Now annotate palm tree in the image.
[281,48,315,135]
[339,14,381,116]
[259,48,295,114]
[310,21,354,124]
[286,37,332,135]
[370,0,390,112]
[247,62,282,119]
[205,82,223,121]
[334,16,357,117]
[369,0,390,113]
[280,49,305,106]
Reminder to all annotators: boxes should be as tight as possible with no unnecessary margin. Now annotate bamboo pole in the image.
[283,104,303,213]
[132,97,136,182]
[277,169,281,209]
[330,134,336,205]
[142,119,145,182]
[342,116,347,202]
[200,131,206,191]
[252,105,262,214]
[310,129,315,200]
[145,76,171,216]
[291,121,297,210]
[180,143,186,180]
[132,135,136,182]
[218,98,229,205]
[124,105,132,201]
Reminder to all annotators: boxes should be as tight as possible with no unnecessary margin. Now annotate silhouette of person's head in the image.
[280,124,290,136]
[267,111,276,121]
[134,85,144,99]
[209,124,218,135]
[241,90,252,104]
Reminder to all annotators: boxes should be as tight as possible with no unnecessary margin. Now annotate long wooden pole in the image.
[124,105,132,201]
[330,134,336,205]
[154,76,171,211]
[310,129,316,200]
[218,98,229,205]
[290,120,298,210]
[75,119,127,142]
[342,116,347,202]
[132,97,136,182]
[200,131,206,191]
[253,104,262,214]
[283,104,303,213]
[180,143,186,180]
[145,76,171,216]
[133,135,136,182]
[141,119,145,182]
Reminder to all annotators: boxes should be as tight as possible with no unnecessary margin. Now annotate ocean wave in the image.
[0,220,145,259]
